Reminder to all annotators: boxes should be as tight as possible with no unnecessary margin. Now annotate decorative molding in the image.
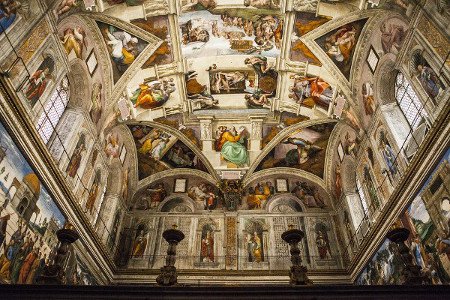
[134,169,217,198]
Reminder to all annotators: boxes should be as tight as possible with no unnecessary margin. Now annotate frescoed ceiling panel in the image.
[256,122,336,178]
[290,12,332,66]
[131,16,174,68]
[4,0,444,286]
[49,0,390,191]
[315,18,368,80]
[128,124,210,180]
[95,21,149,83]
[179,6,283,59]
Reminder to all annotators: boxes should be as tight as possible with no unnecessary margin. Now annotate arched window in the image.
[394,72,428,130]
[356,178,369,217]
[93,182,107,225]
[36,76,70,144]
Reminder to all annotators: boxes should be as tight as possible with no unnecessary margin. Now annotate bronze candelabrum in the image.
[37,223,79,284]
[386,227,426,285]
[281,225,313,285]
[156,225,185,286]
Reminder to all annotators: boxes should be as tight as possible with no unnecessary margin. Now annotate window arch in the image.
[356,178,369,217]
[35,76,70,144]
[394,72,428,130]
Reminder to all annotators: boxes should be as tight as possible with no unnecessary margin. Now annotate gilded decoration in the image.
[0,0,448,286]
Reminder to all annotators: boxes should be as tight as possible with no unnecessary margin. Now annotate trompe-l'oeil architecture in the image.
[0,0,449,294]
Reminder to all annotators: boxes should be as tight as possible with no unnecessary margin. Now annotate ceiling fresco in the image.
[128,124,209,180]
[315,18,368,80]
[13,0,424,199]
[179,4,283,58]
[290,12,331,66]
[96,21,148,83]
[255,122,335,178]
[4,0,447,284]
[45,0,391,188]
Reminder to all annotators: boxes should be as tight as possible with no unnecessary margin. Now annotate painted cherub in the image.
[54,0,78,18]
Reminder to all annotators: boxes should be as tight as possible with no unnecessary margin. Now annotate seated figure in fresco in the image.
[245,91,271,108]
[61,26,86,59]
[291,181,325,208]
[166,145,195,167]
[324,24,357,63]
[104,26,139,72]
[380,20,405,54]
[215,126,249,167]
[188,183,217,210]
[283,137,323,166]
[138,129,171,160]
[288,75,333,109]
[185,71,218,110]
[148,183,167,209]
[0,0,21,34]
[131,78,176,109]
[244,56,278,82]
[246,182,274,209]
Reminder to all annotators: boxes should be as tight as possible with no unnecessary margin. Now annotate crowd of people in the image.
[0,218,49,284]
[181,12,282,55]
